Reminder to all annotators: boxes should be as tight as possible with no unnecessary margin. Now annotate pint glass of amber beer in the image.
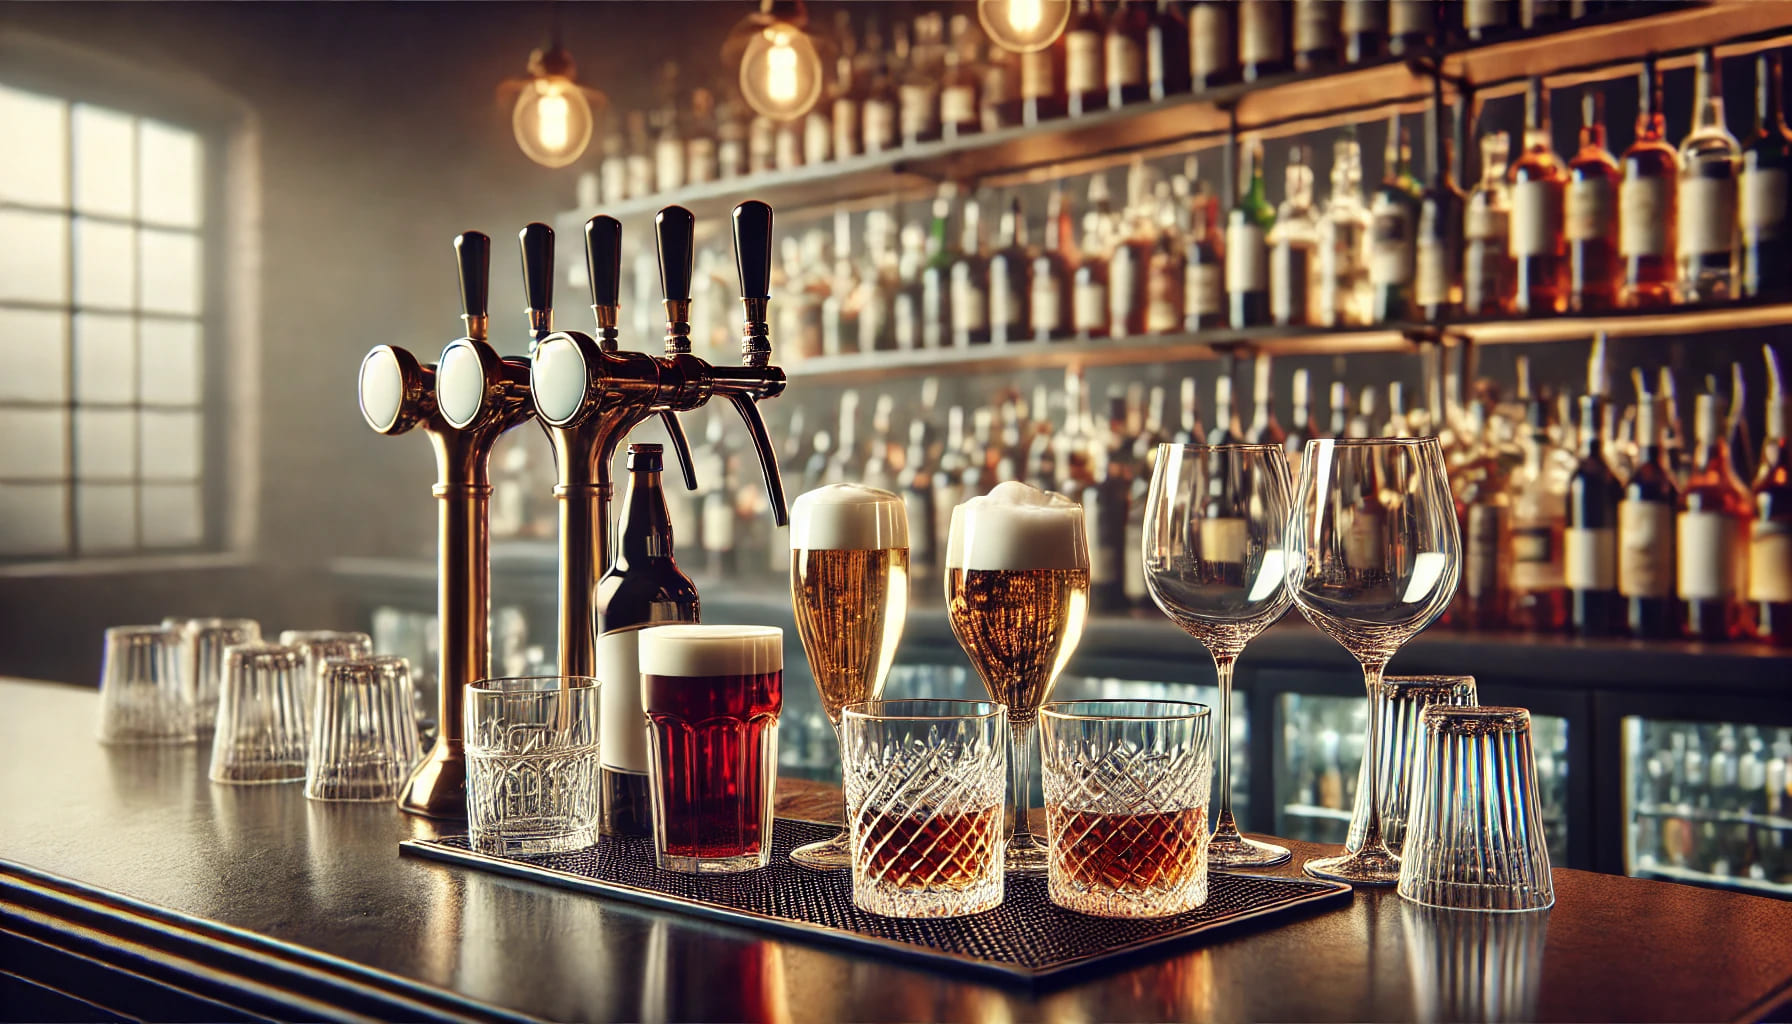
[640,625,784,873]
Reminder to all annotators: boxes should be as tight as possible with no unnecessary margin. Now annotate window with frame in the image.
[0,83,211,560]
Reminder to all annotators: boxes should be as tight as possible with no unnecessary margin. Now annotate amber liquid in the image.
[644,670,782,858]
[853,804,1002,889]
[1047,806,1208,890]
[947,567,1091,726]
[791,547,909,722]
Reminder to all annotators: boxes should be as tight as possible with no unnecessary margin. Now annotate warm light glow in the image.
[766,30,799,104]
[536,84,570,151]
[512,74,593,168]
[1009,0,1043,33]
[738,19,822,122]
[977,0,1070,54]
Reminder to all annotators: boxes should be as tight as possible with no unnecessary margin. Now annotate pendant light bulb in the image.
[739,22,822,122]
[513,44,595,168]
[978,0,1071,53]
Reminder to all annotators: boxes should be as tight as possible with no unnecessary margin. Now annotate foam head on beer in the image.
[958,481,1089,571]
[639,624,783,678]
[789,484,909,551]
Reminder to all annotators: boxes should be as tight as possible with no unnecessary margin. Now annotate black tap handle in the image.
[519,222,554,326]
[722,392,788,527]
[454,232,490,324]
[659,411,699,492]
[584,215,622,308]
[732,200,773,301]
[655,206,695,302]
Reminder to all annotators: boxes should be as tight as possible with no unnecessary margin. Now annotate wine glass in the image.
[1284,437,1461,886]
[1142,444,1296,868]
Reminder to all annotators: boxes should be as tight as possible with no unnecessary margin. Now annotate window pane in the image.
[140,409,201,480]
[72,105,135,218]
[139,318,202,405]
[75,219,136,309]
[139,229,199,315]
[141,482,202,547]
[0,409,68,479]
[140,120,200,228]
[0,483,69,557]
[0,86,67,207]
[74,409,135,479]
[0,209,70,303]
[0,308,68,403]
[77,483,136,552]
[74,313,136,404]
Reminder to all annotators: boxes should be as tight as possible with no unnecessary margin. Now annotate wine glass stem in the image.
[1009,718,1037,847]
[1357,659,1392,856]
[1212,653,1241,841]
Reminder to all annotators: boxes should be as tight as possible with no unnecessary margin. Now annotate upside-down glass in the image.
[464,676,601,855]
[1402,901,1550,1023]
[97,625,196,744]
[841,699,1007,918]
[1285,437,1461,886]
[1345,675,1478,856]
[1143,443,1296,868]
[788,485,910,870]
[279,629,374,708]
[305,655,422,801]
[184,618,262,730]
[1040,700,1213,918]
[208,642,309,784]
[1398,706,1556,912]
[946,484,1091,875]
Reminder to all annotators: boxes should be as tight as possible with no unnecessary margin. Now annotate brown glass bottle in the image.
[1678,394,1753,642]
[1184,181,1227,330]
[1620,397,1680,639]
[1566,395,1623,637]
[1065,0,1108,117]
[1510,77,1567,315]
[1016,26,1068,125]
[1742,52,1792,300]
[1147,0,1191,99]
[990,195,1032,344]
[1567,90,1620,312]
[1619,57,1678,309]
[1341,0,1385,65]
[1032,186,1076,340]
[1751,379,1792,645]
[1239,0,1292,82]
[1106,0,1152,107]
[1294,0,1340,72]
[1188,1,1240,92]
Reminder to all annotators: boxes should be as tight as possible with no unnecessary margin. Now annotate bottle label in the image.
[1191,5,1233,81]
[899,83,939,139]
[1677,175,1739,257]
[685,138,717,183]
[1084,491,1119,584]
[1466,504,1503,599]
[863,99,897,151]
[1415,238,1447,306]
[1341,0,1385,35]
[1677,510,1744,600]
[803,112,832,165]
[1390,0,1436,35]
[1566,177,1614,242]
[952,270,988,333]
[1508,523,1560,591]
[774,126,803,170]
[1619,176,1670,257]
[1198,517,1248,563]
[1741,167,1789,239]
[1109,247,1139,332]
[1187,261,1224,316]
[1370,205,1415,285]
[1272,242,1312,323]
[1464,0,1505,31]
[598,627,650,772]
[1298,0,1340,52]
[601,160,630,204]
[1511,179,1562,257]
[1226,223,1268,292]
[991,268,1025,335]
[717,138,747,178]
[1032,271,1062,332]
[1067,30,1103,93]
[832,100,860,159]
[1618,499,1675,598]
[1021,50,1056,101]
[1074,275,1108,332]
[702,493,736,551]
[1239,1,1286,65]
[654,140,686,193]
[942,85,977,127]
[1464,200,1508,242]
[1749,517,1792,603]
[1106,34,1145,88]
[893,293,919,349]
[1563,525,1616,590]
[1146,262,1181,332]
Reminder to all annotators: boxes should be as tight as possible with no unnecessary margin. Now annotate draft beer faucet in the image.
[356,230,532,820]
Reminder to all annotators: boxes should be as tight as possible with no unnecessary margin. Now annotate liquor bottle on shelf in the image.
[685,87,718,186]
[1327,381,1351,439]
[1370,112,1422,323]
[1621,56,1678,310]
[1188,0,1239,92]
[596,443,702,837]
[1172,376,1204,445]
[1742,52,1792,301]
[899,418,938,594]
[1755,347,1792,645]
[901,14,945,147]
[1511,77,1568,315]
[1568,89,1621,312]
[1320,131,1373,326]
[1106,0,1151,109]
[1014,13,1067,125]
[1272,144,1320,326]
[1239,0,1292,82]
[1341,0,1384,65]
[940,21,982,141]
[1065,0,1107,117]
[1659,366,1690,487]
[1228,138,1275,328]
[1567,394,1623,637]
[935,406,968,548]
[859,211,896,352]
[892,219,924,351]
[862,394,901,494]
[1462,0,1511,42]
[1032,185,1076,341]
[1417,87,1464,322]
[862,26,899,154]
[626,110,655,197]
[714,86,749,179]
[1348,388,1378,439]
[1678,393,1753,641]
[950,193,991,346]
[1110,161,1156,338]
[803,55,834,167]
[1678,48,1741,303]
[820,211,858,357]
[1185,175,1227,331]
[1621,392,1680,639]
[1464,131,1515,317]
[829,13,863,162]
[1088,393,1133,613]
[1246,355,1286,447]
[1076,175,1116,339]
[1728,363,1756,485]
[1294,0,1340,73]
[1385,381,1411,437]
[1209,372,1243,445]
[774,116,803,172]
[1387,0,1435,56]
[989,194,1031,345]
[599,120,630,203]
[1457,403,1510,630]
[1146,182,1187,334]
[921,183,957,349]
[1147,0,1191,100]
[1284,369,1322,463]
[1509,397,1568,632]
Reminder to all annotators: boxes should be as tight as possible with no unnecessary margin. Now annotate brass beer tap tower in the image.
[357,201,787,819]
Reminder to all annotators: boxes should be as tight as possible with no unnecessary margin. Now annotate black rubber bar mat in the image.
[400,818,1352,985]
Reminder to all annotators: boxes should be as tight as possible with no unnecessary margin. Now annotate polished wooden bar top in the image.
[2,679,1789,1023]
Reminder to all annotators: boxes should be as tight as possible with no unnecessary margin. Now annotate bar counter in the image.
[3,679,1790,1023]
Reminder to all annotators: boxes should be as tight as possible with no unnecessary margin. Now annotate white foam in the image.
[639,625,783,677]
[958,481,1088,572]
[789,484,909,550]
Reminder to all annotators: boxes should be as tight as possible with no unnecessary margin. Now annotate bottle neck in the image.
[1760,57,1785,135]
[617,469,676,562]
[1696,57,1727,131]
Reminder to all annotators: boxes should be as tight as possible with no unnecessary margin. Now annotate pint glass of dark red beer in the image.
[639,625,783,873]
